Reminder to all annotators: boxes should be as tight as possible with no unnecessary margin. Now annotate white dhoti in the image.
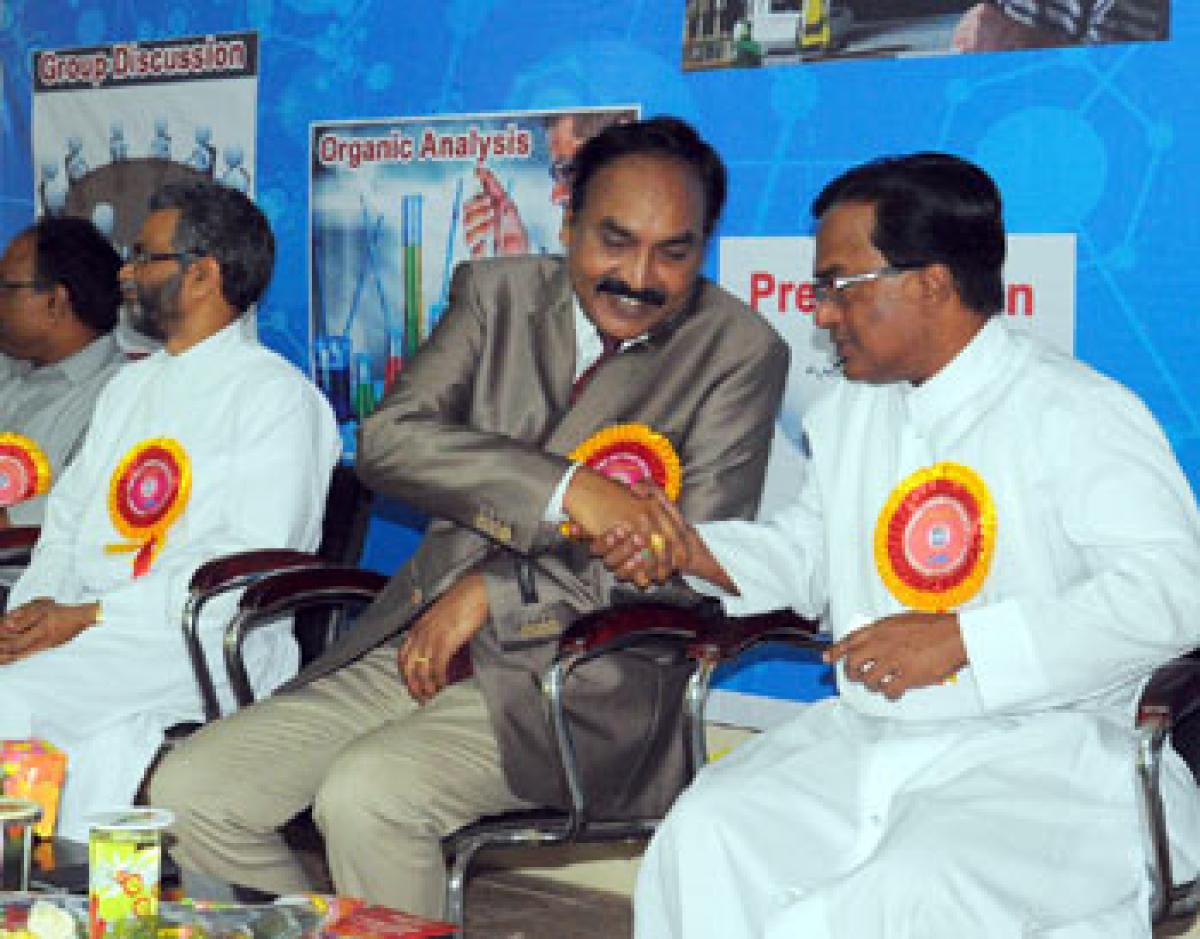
[635,701,1159,939]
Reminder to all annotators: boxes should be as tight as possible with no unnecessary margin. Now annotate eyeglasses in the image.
[812,265,918,306]
[0,278,48,292]
[127,247,199,267]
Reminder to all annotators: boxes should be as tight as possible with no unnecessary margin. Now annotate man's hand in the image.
[571,479,740,593]
[397,573,489,703]
[463,165,530,257]
[823,612,967,701]
[564,470,692,588]
[0,597,99,664]
[953,3,1062,51]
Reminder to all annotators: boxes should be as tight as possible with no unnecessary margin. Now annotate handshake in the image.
[563,465,719,591]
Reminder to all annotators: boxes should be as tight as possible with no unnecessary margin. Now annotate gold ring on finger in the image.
[649,532,666,556]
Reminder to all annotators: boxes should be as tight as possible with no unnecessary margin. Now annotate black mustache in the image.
[595,277,666,308]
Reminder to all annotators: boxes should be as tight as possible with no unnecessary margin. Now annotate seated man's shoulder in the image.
[456,253,563,287]
[691,278,788,351]
[1019,335,1155,425]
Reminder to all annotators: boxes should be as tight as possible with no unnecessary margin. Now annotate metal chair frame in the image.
[1136,653,1200,924]
[223,567,831,927]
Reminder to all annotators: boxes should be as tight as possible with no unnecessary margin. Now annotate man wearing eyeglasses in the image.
[599,153,1200,938]
[0,217,126,599]
[0,180,339,839]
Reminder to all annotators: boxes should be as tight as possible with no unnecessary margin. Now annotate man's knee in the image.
[150,742,228,821]
[312,744,441,843]
[655,771,739,849]
[832,837,992,934]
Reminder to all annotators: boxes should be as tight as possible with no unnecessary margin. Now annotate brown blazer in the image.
[292,254,789,814]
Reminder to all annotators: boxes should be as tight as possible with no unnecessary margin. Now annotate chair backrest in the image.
[293,462,373,666]
[316,462,373,565]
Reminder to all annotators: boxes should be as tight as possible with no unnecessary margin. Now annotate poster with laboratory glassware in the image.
[308,106,637,460]
[30,31,259,352]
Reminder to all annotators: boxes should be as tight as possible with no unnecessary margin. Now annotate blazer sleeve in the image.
[356,261,572,553]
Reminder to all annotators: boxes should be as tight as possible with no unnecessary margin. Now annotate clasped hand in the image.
[563,470,694,588]
[0,597,98,664]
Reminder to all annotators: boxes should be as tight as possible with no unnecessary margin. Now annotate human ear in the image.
[917,263,955,306]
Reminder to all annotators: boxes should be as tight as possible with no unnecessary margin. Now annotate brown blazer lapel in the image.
[528,265,577,420]
[547,345,661,454]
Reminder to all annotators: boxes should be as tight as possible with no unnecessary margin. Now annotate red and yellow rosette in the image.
[104,438,191,577]
[0,433,51,508]
[874,462,996,612]
[562,423,682,534]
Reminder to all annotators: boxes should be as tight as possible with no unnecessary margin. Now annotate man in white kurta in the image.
[616,154,1200,938]
[0,181,339,840]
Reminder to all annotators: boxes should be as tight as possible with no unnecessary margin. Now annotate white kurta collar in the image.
[898,316,1012,436]
[150,319,250,375]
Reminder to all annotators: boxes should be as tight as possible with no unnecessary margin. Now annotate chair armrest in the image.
[224,565,388,708]
[557,601,718,658]
[540,603,825,827]
[699,608,827,661]
[555,602,826,665]
[1138,655,1200,731]
[0,525,39,561]
[182,549,329,722]
[187,548,324,593]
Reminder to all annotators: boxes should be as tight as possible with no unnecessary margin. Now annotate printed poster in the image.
[683,1,1169,69]
[309,106,637,457]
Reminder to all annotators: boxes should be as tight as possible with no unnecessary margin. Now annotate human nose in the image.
[812,294,842,330]
[617,249,657,293]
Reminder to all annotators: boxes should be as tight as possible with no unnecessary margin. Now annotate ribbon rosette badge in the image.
[562,423,681,534]
[0,433,51,508]
[873,462,996,612]
[105,438,191,577]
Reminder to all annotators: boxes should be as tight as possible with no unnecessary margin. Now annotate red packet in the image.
[321,900,458,939]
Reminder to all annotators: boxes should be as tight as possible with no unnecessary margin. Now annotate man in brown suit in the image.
[152,116,789,918]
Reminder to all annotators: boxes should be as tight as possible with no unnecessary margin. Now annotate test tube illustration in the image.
[384,327,405,391]
[429,177,464,333]
[402,194,424,359]
[353,352,378,420]
[325,335,354,423]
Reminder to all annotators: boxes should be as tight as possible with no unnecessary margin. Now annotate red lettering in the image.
[1006,282,1035,317]
[779,280,795,312]
[795,282,815,315]
[749,272,775,311]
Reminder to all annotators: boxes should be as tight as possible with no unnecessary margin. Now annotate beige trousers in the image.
[150,645,532,918]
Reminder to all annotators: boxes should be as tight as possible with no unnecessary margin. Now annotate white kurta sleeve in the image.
[696,458,830,619]
[962,387,1200,713]
[8,381,120,607]
[86,375,339,642]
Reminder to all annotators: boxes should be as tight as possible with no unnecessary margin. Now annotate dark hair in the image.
[149,180,275,313]
[812,153,1006,315]
[25,216,121,332]
[568,115,728,238]
[545,109,635,142]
